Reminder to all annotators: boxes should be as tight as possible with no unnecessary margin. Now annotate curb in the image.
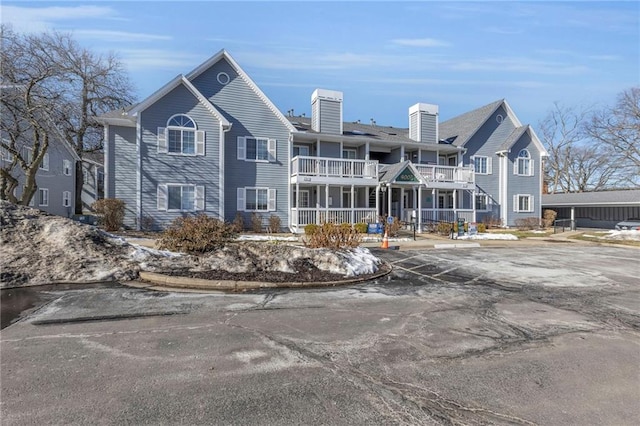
[135,262,393,293]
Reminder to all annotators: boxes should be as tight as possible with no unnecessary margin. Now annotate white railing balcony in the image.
[291,156,378,182]
[414,164,474,186]
[291,207,378,231]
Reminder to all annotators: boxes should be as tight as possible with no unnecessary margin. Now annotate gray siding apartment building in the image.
[98,50,548,232]
[1,138,79,217]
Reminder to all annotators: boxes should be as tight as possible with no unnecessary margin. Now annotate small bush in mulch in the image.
[157,214,237,253]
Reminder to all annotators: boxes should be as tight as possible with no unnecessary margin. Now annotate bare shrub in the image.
[303,223,362,249]
[268,214,281,233]
[436,221,453,236]
[354,222,368,233]
[483,215,503,229]
[92,198,125,231]
[140,215,155,232]
[250,212,262,233]
[157,214,237,253]
[542,209,557,228]
[514,217,541,230]
[477,223,487,233]
[304,224,319,235]
[233,212,244,233]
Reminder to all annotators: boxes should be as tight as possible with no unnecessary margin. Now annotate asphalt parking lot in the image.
[1,245,639,425]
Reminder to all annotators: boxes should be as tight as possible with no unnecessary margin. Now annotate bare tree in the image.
[586,87,640,188]
[0,26,134,210]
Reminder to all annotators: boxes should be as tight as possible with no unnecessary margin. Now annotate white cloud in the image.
[450,58,589,75]
[119,49,203,71]
[1,5,117,32]
[74,30,171,42]
[392,38,451,47]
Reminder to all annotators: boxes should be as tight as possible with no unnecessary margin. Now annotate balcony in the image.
[413,164,474,190]
[291,156,378,185]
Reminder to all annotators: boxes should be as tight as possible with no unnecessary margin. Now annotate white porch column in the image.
[388,187,392,219]
[295,182,299,228]
[400,187,405,221]
[365,142,370,160]
[571,206,576,230]
[400,145,405,161]
[417,149,422,164]
[351,185,355,224]
[472,188,477,223]
[418,186,423,232]
[316,185,320,224]
[375,186,380,220]
[325,184,330,220]
[453,189,457,212]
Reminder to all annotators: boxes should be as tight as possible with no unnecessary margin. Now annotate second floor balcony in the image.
[414,164,474,189]
[291,156,378,185]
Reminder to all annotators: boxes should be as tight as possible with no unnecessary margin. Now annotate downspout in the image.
[288,133,293,232]
[496,149,510,227]
[220,122,233,220]
[136,113,142,231]
[103,124,110,199]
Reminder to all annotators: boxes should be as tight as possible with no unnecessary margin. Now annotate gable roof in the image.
[378,161,427,185]
[186,49,297,133]
[128,75,230,127]
[439,99,522,148]
[499,125,548,156]
[542,189,640,207]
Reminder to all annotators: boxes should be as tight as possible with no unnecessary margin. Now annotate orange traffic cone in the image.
[381,230,389,249]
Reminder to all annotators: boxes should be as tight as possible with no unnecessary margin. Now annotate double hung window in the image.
[473,156,491,174]
[237,137,276,162]
[514,149,533,176]
[157,184,205,211]
[237,187,276,212]
[513,194,533,212]
[157,115,205,156]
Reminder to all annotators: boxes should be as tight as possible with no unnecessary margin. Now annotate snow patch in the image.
[456,233,519,240]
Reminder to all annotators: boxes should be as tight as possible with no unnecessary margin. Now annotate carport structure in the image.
[542,189,640,229]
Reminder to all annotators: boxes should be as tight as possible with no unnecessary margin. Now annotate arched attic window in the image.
[515,149,533,176]
[157,114,205,156]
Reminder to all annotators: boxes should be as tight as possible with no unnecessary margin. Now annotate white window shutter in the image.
[530,196,534,212]
[157,184,168,211]
[268,188,276,211]
[513,159,518,175]
[237,188,245,211]
[195,185,205,210]
[513,195,518,212]
[237,137,246,160]
[268,139,277,162]
[195,130,205,156]
[487,157,492,174]
[157,127,167,153]
[529,159,534,176]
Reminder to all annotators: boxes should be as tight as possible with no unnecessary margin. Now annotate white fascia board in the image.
[458,100,504,148]
[501,99,523,128]
[527,126,548,157]
[97,117,137,128]
[186,50,297,134]
[312,88,343,102]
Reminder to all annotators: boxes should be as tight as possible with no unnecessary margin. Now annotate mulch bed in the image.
[163,259,378,284]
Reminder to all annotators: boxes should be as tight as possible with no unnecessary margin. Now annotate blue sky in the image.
[2,1,638,128]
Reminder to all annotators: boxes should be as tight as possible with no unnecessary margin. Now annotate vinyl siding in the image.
[409,112,419,141]
[16,143,77,217]
[140,83,221,229]
[190,58,291,227]
[312,99,341,134]
[112,126,137,228]
[462,106,516,223]
[420,113,437,144]
[507,134,542,223]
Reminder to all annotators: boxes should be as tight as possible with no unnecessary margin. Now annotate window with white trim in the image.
[39,153,49,171]
[157,184,205,212]
[22,147,33,163]
[293,145,309,157]
[475,194,488,210]
[342,148,357,159]
[1,147,14,162]
[63,159,72,176]
[513,194,533,213]
[62,191,71,207]
[514,149,533,176]
[157,114,205,156]
[473,156,492,175]
[236,187,276,212]
[39,188,49,206]
[237,137,276,162]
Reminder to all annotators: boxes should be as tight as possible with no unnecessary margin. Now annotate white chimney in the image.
[311,89,343,134]
[409,103,438,143]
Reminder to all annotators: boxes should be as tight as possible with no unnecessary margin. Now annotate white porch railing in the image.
[291,156,378,180]
[414,164,474,184]
[420,209,475,223]
[292,208,378,228]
